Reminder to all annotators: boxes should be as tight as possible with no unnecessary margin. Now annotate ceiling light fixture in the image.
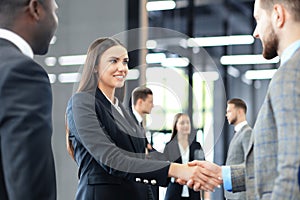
[146,53,166,64]
[146,0,176,11]
[244,69,277,80]
[220,55,280,65]
[58,55,86,66]
[161,57,189,67]
[44,57,57,67]
[58,73,81,83]
[187,35,255,47]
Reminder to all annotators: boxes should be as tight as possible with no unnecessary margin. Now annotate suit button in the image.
[135,178,141,182]
[143,179,149,184]
[151,180,157,185]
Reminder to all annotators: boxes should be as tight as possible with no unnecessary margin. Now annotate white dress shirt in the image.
[0,28,33,59]
[234,121,248,133]
[102,92,124,117]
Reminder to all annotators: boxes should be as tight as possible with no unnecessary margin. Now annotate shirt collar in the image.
[102,91,118,107]
[234,121,248,133]
[0,28,34,59]
[280,40,300,66]
[132,107,143,124]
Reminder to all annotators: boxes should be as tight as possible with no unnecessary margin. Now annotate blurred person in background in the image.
[163,113,210,200]
[224,98,252,200]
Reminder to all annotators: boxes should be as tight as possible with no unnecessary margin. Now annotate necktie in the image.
[140,121,143,128]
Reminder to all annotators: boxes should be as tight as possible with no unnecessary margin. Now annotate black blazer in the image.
[163,139,204,200]
[66,89,171,200]
[0,38,56,200]
[126,101,162,200]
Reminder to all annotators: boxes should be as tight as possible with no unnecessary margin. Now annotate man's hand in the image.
[176,160,223,192]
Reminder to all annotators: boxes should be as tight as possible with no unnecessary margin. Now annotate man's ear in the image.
[237,108,243,116]
[136,98,143,106]
[28,0,42,20]
[273,4,285,28]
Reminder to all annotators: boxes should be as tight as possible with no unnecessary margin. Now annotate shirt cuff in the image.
[222,166,232,192]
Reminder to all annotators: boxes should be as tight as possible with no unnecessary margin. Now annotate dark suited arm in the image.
[0,59,56,200]
[68,92,170,186]
[230,164,246,193]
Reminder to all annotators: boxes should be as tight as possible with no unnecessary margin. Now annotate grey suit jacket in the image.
[225,124,252,200]
[0,38,56,199]
[230,48,300,200]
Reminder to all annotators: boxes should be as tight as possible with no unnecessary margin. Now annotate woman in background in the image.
[164,113,210,200]
[65,38,221,200]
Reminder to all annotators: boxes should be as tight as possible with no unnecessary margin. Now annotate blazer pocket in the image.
[88,174,122,185]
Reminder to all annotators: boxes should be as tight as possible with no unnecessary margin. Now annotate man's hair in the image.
[227,98,247,114]
[260,0,300,21]
[132,87,153,106]
[0,0,30,14]
[0,0,43,27]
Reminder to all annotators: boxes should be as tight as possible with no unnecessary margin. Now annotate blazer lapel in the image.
[96,89,144,153]
[246,132,254,158]
[167,140,182,163]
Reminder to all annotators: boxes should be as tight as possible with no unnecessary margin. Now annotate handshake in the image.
[170,160,223,192]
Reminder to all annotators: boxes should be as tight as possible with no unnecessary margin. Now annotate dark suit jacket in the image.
[230,48,300,199]
[126,103,161,200]
[163,139,203,200]
[0,38,56,200]
[126,104,164,159]
[66,89,171,200]
[126,103,150,147]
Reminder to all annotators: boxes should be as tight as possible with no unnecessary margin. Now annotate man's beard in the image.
[262,26,279,59]
[229,117,237,125]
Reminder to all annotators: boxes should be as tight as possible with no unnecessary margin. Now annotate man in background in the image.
[224,98,252,200]
[131,86,154,152]
[130,86,159,200]
[0,0,58,199]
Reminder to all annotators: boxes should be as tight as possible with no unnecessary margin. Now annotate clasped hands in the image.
[177,161,223,192]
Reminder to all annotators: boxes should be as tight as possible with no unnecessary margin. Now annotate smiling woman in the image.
[65,37,222,200]
[96,45,129,96]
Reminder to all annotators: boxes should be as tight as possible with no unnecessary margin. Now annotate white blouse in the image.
[178,143,190,197]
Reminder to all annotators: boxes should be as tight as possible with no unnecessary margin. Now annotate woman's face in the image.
[97,45,129,90]
[176,115,191,136]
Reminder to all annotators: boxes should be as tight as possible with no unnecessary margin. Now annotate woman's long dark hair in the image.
[65,37,125,159]
[169,113,196,143]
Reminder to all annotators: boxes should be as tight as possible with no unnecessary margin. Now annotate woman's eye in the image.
[110,59,117,64]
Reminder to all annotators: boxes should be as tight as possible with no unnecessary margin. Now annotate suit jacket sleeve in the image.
[0,57,56,199]
[68,92,170,186]
[230,164,246,193]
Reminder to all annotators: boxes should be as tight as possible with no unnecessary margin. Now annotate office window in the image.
[145,66,214,156]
